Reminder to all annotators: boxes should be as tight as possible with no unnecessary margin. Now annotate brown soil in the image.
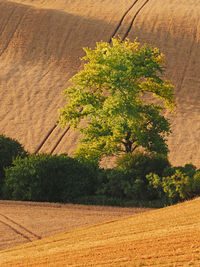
[0,0,200,166]
[0,200,150,251]
[1,198,199,266]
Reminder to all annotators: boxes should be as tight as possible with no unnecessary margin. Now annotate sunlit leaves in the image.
[58,37,175,162]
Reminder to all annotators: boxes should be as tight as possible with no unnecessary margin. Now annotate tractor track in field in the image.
[108,0,140,43]
[0,213,41,243]
[34,0,151,155]
[122,0,150,41]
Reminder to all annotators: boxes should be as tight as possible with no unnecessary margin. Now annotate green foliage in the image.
[97,168,128,199]
[0,134,27,196]
[96,152,171,201]
[147,164,200,204]
[3,154,97,202]
[116,152,170,176]
[59,37,175,163]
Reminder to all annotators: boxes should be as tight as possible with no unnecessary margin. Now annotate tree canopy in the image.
[59,37,175,162]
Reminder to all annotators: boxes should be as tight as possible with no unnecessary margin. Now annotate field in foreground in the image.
[1,198,200,266]
[0,200,149,251]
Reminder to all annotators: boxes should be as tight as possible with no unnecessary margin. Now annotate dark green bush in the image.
[96,152,171,201]
[116,152,170,176]
[147,163,200,204]
[3,154,97,202]
[0,134,27,196]
[96,168,128,199]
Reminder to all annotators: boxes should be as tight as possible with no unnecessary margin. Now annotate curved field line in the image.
[49,125,70,154]
[0,213,41,240]
[122,0,150,41]
[35,0,151,154]
[35,122,58,154]
[0,218,32,242]
[108,0,139,43]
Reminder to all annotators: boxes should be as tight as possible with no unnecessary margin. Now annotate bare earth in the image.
[1,198,200,266]
[0,200,150,251]
[0,0,200,166]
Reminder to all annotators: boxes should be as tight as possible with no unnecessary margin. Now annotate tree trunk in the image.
[123,132,132,153]
[124,140,133,153]
[122,132,138,153]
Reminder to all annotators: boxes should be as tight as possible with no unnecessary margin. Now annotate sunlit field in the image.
[1,198,200,266]
[0,0,200,265]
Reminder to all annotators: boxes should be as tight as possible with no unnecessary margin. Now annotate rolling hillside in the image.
[0,1,200,265]
[0,0,200,166]
[0,201,149,251]
[1,197,200,266]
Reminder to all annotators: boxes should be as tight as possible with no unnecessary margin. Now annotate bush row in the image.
[0,135,97,202]
[3,154,97,202]
[96,153,200,206]
[1,135,200,206]
[96,152,170,202]
[147,164,200,204]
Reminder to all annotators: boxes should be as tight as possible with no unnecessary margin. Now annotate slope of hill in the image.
[0,0,200,166]
[0,200,149,251]
[0,0,126,154]
[1,197,200,266]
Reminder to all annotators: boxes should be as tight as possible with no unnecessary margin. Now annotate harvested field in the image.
[1,198,200,266]
[0,200,150,251]
[0,0,199,166]
[0,1,200,264]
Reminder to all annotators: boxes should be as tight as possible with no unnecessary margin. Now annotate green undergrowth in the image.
[1,135,200,208]
[70,195,167,209]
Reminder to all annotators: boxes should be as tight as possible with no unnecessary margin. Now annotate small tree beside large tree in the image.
[59,37,175,163]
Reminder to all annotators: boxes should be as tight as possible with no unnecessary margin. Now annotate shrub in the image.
[116,152,170,176]
[96,152,171,201]
[147,163,200,204]
[192,171,200,195]
[96,168,128,199]
[3,154,97,202]
[0,134,27,196]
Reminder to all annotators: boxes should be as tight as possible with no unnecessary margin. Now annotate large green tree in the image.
[59,38,175,162]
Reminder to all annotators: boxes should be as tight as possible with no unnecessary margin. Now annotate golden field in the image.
[0,200,149,251]
[1,198,200,266]
[0,0,200,265]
